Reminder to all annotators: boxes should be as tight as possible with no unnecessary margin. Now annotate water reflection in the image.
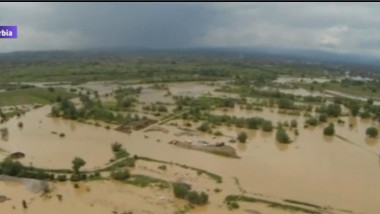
[323,135,333,143]
[275,142,289,151]
[236,142,247,152]
[365,137,378,147]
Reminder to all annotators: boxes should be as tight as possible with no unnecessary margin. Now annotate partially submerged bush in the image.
[111,169,130,180]
[173,182,191,199]
[237,132,248,143]
[172,182,208,205]
[323,123,335,136]
[305,117,318,126]
[276,126,290,144]
[366,127,378,138]
[262,120,273,132]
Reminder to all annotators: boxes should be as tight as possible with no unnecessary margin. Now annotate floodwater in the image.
[1,82,380,213]
[212,105,301,124]
[0,180,184,214]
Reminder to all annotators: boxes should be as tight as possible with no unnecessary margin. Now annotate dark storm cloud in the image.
[2,2,380,57]
[0,2,216,51]
[41,2,216,48]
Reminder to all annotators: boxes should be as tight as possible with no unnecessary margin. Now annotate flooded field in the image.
[1,80,380,214]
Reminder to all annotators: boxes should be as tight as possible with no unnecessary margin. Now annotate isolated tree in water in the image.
[237,132,248,143]
[366,127,378,138]
[72,157,86,174]
[323,123,335,136]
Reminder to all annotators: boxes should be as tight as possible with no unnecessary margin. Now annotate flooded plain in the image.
[1,81,380,214]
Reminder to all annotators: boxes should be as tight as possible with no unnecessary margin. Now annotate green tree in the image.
[186,191,209,205]
[72,157,86,174]
[1,158,23,176]
[173,182,191,199]
[323,123,335,136]
[111,142,122,152]
[262,120,273,132]
[276,126,290,144]
[305,117,318,126]
[366,127,378,138]
[326,104,341,117]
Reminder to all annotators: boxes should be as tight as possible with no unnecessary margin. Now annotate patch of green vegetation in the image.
[237,132,247,143]
[111,142,130,160]
[366,127,378,138]
[111,169,130,180]
[173,182,208,205]
[0,87,75,107]
[315,103,341,117]
[224,195,320,214]
[276,125,290,144]
[323,123,335,136]
[305,117,319,126]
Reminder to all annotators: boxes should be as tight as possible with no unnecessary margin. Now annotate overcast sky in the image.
[1,2,380,57]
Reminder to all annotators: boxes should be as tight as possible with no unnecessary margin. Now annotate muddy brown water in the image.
[1,82,380,213]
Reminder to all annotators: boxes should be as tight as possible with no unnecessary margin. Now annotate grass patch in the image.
[0,87,75,106]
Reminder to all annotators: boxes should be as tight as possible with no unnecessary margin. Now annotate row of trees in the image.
[51,95,150,126]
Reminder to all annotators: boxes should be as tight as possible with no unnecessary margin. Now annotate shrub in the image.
[173,182,191,199]
[276,126,290,144]
[305,117,318,126]
[186,191,209,205]
[262,120,273,132]
[72,157,86,174]
[1,159,23,176]
[227,201,240,209]
[323,123,335,136]
[366,127,378,138]
[326,104,341,117]
[237,132,247,143]
[111,169,130,180]
[111,142,123,152]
